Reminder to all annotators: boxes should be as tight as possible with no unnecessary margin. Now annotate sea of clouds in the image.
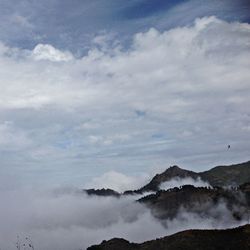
[0,172,248,250]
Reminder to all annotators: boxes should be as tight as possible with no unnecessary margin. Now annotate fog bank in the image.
[160,177,211,190]
[0,186,247,250]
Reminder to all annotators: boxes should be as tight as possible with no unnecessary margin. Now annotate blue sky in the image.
[0,0,250,189]
[1,0,250,52]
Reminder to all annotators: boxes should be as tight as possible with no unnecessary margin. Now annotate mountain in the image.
[138,185,247,220]
[138,165,199,192]
[200,161,250,186]
[84,188,120,197]
[131,161,250,193]
[87,224,250,250]
[83,161,250,197]
[85,161,250,249]
[240,182,250,205]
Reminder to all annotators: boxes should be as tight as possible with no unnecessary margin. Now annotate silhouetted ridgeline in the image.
[84,188,121,197]
[87,224,250,250]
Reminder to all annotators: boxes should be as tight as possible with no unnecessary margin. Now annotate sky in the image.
[0,0,250,189]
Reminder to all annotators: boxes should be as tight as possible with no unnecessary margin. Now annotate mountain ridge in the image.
[130,160,250,193]
[87,224,250,250]
[83,160,250,196]
[85,161,250,249]
[138,184,248,220]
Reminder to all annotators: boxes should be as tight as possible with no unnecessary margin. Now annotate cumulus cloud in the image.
[32,44,73,62]
[160,177,211,190]
[85,171,150,192]
[2,17,249,110]
[0,17,249,186]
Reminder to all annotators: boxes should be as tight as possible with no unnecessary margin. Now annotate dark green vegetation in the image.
[87,224,250,250]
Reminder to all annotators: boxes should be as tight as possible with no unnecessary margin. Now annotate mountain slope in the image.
[138,185,247,220]
[139,165,199,192]
[83,161,250,197]
[200,161,250,186]
[87,224,250,250]
[132,161,250,193]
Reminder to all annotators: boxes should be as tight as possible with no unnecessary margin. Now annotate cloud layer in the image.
[0,17,250,187]
[0,187,247,250]
[0,189,166,250]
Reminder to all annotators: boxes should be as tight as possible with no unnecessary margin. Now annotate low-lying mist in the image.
[160,177,211,190]
[0,184,247,250]
[0,188,166,250]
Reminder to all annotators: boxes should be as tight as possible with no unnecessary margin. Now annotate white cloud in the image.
[1,17,249,112]
[160,177,211,190]
[0,189,166,250]
[0,188,246,250]
[1,17,249,110]
[85,171,150,192]
[32,44,73,62]
[0,17,249,185]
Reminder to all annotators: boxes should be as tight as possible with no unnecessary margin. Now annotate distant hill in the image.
[84,161,250,196]
[84,188,121,197]
[134,161,250,192]
[138,185,247,220]
[138,165,199,192]
[87,224,250,250]
[85,162,250,250]
[200,161,250,186]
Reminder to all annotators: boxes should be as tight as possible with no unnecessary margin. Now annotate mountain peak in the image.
[169,165,181,169]
[164,165,186,174]
[139,165,199,192]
